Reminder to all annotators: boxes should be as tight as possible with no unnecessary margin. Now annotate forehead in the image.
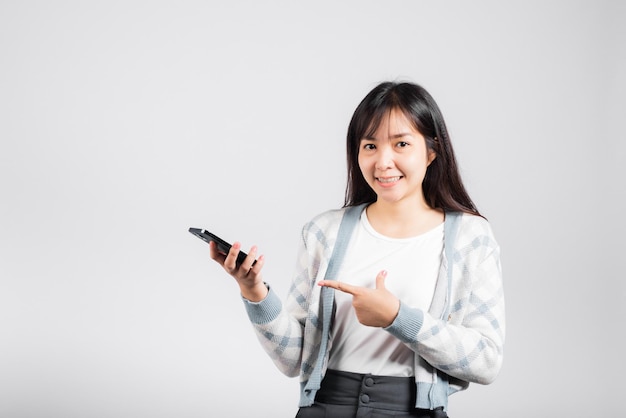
[364,107,419,138]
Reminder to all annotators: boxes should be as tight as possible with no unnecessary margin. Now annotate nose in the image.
[375,146,394,170]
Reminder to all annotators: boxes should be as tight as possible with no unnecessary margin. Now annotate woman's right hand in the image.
[208,240,268,302]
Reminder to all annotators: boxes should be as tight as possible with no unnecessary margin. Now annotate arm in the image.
[239,220,325,377]
[207,230,308,377]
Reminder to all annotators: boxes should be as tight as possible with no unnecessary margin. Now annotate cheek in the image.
[357,154,368,172]
[412,148,432,166]
[401,154,428,176]
[357,156,376,183]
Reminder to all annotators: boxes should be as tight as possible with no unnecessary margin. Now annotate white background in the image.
[1,1,624,417]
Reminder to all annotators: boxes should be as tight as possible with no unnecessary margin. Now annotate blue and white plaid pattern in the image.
[243,206,505,410]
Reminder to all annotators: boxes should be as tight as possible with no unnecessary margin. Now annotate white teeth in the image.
[377,176,401,183]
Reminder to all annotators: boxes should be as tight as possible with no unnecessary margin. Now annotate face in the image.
[357,108,436,206]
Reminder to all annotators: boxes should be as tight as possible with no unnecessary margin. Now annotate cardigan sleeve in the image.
[240,212,336,378]
[241,283,304,377]
[240,227,316,377]
[385,216,505,385]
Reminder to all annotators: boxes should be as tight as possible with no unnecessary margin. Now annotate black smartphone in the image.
[188,227,253,267]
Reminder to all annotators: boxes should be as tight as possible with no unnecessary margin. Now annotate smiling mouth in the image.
[376,176,402,183]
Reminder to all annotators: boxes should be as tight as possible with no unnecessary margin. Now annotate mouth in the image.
[376,176,402,184]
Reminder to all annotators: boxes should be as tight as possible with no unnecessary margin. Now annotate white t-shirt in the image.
[327,211,443,377]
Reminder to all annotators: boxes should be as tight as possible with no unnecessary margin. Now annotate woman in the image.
[209,81,505,417]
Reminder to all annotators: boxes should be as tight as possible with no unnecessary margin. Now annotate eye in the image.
[362,143,376,150]
[396,141,409,148]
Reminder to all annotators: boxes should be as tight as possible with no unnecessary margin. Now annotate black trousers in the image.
[296,369,449,418]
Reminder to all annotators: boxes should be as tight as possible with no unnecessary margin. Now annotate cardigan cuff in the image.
[241,283,283,324]
[384,301,424,343]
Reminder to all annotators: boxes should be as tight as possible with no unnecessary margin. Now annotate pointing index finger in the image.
[318,280,357,295]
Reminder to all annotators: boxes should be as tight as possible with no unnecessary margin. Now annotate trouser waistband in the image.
[316,369,418,412]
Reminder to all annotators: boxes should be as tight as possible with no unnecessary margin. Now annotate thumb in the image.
[375,270,388,289]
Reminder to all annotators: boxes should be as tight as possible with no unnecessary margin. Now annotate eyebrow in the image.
[362,132,413,141]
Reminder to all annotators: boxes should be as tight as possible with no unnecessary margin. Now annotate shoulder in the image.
[302,207,350,238]
[300,204,366,248]
[457,213,496,237]
[450,212,499,257]
[308,207,348,227]
[294,207,349,265]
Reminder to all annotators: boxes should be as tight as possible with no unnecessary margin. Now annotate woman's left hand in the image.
[319,270,400,328]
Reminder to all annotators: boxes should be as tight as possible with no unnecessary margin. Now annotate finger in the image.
[249,254,265,275]
[240,245,258,272]
[208,241,226,264]
[318,280,358,295]
[224,241,242,271]
[375,270,388,289]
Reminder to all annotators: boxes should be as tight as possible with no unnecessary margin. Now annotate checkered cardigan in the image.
[243,204,505,411]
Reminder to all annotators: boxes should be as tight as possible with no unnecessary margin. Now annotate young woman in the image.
[209,81,505,418]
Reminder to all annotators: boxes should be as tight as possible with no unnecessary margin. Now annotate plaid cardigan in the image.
[243,204,505,411]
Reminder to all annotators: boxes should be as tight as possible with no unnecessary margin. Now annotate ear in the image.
[427,148,437,166]
[426,136,438,166]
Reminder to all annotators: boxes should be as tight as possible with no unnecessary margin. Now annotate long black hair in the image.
[344,81,481,217]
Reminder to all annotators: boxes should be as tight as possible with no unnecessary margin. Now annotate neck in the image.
[366,198,443,238]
